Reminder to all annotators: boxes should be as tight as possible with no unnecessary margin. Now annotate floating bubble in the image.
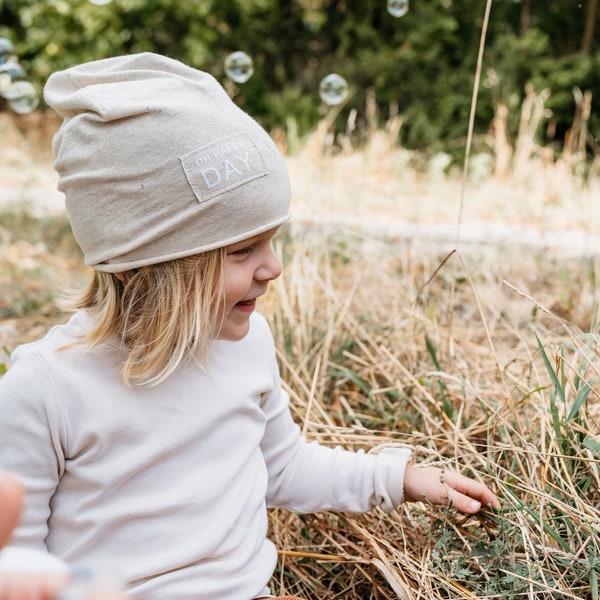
[318,73,349,106]
[7,84,39,114]
[387,0,409,18]
[0,38,15,65]
[0,79,30,100]
[0,62,26,94]
[224,51,254,84]
[1,80,39,114]
[89,0,113,5]
[8,92,39,114]
[0,62,25,80]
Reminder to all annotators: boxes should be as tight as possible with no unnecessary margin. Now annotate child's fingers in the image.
[403,464,501,513]
[0,473,24,549]
[445,487,484,514]
[444,471,501,513]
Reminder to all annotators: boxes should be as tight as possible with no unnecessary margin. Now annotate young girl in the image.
[0,53,500,600]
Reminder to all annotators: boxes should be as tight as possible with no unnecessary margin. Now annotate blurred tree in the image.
[0,0,597,158]
[582,0,598,55]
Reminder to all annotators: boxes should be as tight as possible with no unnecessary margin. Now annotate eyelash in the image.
[231,245,254,256]
[228,233,278,257]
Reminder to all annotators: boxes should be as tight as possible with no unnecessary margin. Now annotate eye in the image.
[229,245,254,257]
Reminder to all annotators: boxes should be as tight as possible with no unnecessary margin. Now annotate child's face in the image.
[216,226,282,341]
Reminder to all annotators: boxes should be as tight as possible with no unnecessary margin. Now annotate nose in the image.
[255,245,282,282]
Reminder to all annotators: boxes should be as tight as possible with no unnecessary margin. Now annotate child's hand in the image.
[403,463,500,514]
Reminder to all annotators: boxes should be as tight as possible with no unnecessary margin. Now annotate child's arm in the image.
[259,315,500,515]
[403,463,500,513]
[0,351,64,550]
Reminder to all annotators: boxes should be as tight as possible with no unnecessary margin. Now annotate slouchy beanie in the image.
[43,52,291,272]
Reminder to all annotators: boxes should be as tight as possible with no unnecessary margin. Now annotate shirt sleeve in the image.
[259,347,412,514]
[0,346,65,550]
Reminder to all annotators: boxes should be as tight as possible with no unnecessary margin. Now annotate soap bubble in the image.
[89,0,113,5]
[1,80,39,114]
[0,38,15,65]
[0,62,25,81]
[319,73,349,106]
[0,62,26,94]
[9,93,40,114]
[224,51,254,84]
[0,79,30,100]
[387,0,409,18]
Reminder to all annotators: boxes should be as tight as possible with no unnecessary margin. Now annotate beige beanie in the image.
[43,52,291,272]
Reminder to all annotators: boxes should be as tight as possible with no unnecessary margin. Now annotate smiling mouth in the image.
[236,298,256,307]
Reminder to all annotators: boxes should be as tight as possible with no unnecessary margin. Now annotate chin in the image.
[217,323,251,342]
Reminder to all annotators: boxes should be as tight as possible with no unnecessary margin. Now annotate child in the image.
[0,53,500,600]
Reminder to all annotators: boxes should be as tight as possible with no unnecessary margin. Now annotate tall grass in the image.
[260,225,600,599]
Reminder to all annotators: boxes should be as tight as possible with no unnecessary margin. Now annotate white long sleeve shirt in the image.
[0,311,411,599]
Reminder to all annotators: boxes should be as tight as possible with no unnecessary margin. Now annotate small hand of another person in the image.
[0,472,124,600]
[0,573,67,600]
[403,463,501,514]
[0,473,23,549]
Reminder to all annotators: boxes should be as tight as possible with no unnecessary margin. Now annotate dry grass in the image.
[1,99,599,598]
[258,223,600,599]
[256,94,600,597]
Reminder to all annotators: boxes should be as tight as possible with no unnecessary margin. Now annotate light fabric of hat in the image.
[43,52,291,272]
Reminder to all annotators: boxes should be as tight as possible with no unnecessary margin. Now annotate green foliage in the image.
[430,503,600,599]
[485,27,600,148]
[1,0,598,152]
[0,345,9,375]
[536,334,599,481]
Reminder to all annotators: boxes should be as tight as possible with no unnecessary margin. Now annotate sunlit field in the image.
[1,105,599,599]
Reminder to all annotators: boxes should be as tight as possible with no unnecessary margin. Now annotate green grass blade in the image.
[536,334,565,404]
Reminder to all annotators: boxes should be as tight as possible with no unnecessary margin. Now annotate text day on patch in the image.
[180,133,267,202]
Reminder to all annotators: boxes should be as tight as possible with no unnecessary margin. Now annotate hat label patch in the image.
[180,133,267,202]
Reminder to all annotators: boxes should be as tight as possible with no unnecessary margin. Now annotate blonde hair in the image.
[70,250,226,388]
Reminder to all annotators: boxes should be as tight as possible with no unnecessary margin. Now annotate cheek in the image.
[222,268,249,307]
